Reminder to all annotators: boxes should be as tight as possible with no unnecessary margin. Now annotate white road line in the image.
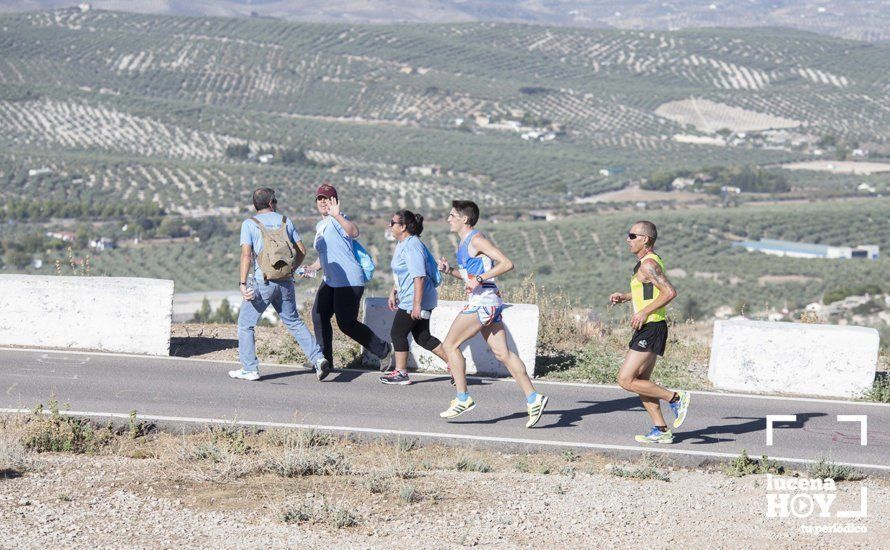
[2,407,888,472]
[2,346,887,408]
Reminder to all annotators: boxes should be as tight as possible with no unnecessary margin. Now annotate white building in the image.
[671,177,696,190]
[89,238,115,252]
[405,165,440,176]
[46,231,75,242]
[851,245,879,259]
[857,182,876,193]
[528,209,558,222]
[733,239,879,260]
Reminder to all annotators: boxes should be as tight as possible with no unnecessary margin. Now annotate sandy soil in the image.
[1,430,886,549]
[655,98,800,133]
[758,275,822,286]
[576,186,703,204]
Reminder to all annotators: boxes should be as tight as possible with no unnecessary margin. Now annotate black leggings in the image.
[390,308,441,353]
[312,283,389,364]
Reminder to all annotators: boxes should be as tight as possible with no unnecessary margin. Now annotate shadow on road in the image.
[540,397,644,429]
[410,375,491,387]
[674,412,827,445]
[451,396,642,427]
[409,375,453,386]
[329,369,364,383]
[170,336,237,357]
[260,369,312,381]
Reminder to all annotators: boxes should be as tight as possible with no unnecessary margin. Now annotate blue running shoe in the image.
[669,391,690,429]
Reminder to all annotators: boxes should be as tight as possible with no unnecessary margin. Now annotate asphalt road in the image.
[1,348,888,473]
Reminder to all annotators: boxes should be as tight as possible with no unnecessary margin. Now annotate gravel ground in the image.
[1,454,886,549]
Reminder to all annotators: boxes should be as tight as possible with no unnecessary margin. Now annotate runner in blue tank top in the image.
[436,200,548,428]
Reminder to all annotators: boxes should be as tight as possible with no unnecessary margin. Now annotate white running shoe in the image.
[378,342,394,372]
[228,368,260,381]
[526,394,549,428]
[440,396,476,419]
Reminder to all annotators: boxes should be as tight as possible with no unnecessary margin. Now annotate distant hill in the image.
[0,9,887,215]
[2,1,888,42]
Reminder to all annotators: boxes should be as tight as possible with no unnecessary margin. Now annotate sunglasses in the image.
[389,220,404,227]
[628,233,648,240]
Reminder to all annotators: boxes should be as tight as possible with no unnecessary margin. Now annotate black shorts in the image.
[628,320,668,357]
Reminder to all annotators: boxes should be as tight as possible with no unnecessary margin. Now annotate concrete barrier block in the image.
[0,275,174,356]
[361,298,539,377]
[707,319,879,398]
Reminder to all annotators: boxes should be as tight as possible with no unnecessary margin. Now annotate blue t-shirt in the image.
[314,215,364,288]
[240,212,301,281]
[391,235,437,311]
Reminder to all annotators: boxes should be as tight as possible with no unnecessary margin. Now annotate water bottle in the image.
[245,278,257,301]
[420,310,431,319]
[296,267,316,278]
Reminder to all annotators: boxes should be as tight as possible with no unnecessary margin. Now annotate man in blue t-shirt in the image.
[302,183,392,373]
[229,187,330,382]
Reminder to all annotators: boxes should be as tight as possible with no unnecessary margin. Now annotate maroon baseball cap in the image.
[316,183,338,199]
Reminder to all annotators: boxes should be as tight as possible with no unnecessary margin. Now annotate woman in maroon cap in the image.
[302,183,392,379]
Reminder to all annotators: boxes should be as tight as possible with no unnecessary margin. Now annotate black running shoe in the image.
[379,370,411,385]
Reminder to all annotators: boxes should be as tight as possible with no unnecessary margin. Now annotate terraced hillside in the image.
[3,1,888,43]
[0,9,888,216]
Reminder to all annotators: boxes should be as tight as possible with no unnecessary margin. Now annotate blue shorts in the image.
[461,304,504,326]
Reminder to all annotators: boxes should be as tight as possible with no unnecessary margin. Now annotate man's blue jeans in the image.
[238,279,322,372]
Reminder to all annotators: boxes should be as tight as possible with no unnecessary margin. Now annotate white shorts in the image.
[461,304,504,326]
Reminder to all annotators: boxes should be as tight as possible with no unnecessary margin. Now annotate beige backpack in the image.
[251,215,296,281]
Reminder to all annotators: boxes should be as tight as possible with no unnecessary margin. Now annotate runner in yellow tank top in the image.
[630,252,667,324]
[608,221,690,444]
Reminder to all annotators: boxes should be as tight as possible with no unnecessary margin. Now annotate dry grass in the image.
[0,419,38,477]
[4,410,886,546]
[0,409,616,525]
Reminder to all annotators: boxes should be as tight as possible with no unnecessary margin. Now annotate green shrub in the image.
[807,458,864,481]
[610,465,669,482]
[280,498,358,528]
[398,484,420,504]
[267,449,350,477]
[456,457,493,473]
[863,374,890,403]
[724,450,784,477]
[609,456,670,481]
[24,400,110,454]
